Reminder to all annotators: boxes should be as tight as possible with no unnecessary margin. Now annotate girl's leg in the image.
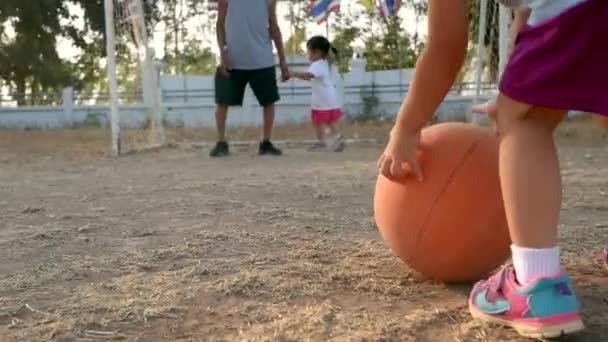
[328,121,343,140]
[314,123,325,142]
[495,94,566,285]
[308,122,327,151]
[469,94,583,338]
[327,121,345,152]
[327,122,337,136]
[496,96,564,248]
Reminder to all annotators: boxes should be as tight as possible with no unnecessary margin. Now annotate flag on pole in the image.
[309,0,340,24]
[208,0,218,11]
[378,0,400,17]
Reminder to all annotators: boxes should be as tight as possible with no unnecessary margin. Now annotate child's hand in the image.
[378,126,424,182]
[472,101,498,119]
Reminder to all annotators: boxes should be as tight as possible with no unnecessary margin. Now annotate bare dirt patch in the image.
[0,119,606,341]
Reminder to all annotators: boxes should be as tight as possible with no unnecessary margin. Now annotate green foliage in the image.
[0,0,437,105]
[284,28,307,56]
[82,112,105,127]
[357,89,381,122]
[163,40,217,75]
[161,0,217,75]
[330,12,358,73]
[0,0,73,104]
[283,0,311,55]
[363,15,417,71]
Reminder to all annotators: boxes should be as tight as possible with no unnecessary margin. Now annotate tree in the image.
[330,12,358,73]
[407,0,427,56]
[283,0,310,56]
[160,0,217,75]
[347,0,420,71]
[363,14,417,71]
[0,1,73,105]
[0,0,169,105]
[163,39,217,75]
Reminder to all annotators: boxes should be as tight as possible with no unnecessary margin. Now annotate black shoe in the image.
[258,140,282,156]
[210,141,229,157]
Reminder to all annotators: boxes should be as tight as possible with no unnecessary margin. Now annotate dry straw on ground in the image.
[0,117,606,341]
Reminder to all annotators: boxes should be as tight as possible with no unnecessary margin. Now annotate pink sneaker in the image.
[469,266,584,339]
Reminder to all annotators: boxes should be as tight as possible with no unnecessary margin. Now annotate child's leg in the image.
[307,122,327,151]
[327,122,337,136]
[497,95,564,248]
[469,94,583,338]
[328,121,344,138]
[314,123,325,142]
[327,121,345,152]
[496,94,566,284]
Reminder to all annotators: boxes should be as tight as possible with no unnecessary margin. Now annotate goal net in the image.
[104,0,164,156]
[461,0,512,123]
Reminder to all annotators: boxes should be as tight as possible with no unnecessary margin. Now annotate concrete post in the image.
[62,87,74,126]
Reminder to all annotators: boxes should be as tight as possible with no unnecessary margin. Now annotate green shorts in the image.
[214,66,280,107]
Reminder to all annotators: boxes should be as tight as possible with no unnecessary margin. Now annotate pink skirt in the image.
[499,0,608,116]
[311,109,343,125]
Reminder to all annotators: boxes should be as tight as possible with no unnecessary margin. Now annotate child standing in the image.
[378,0,607,338]
[288,36,345,152]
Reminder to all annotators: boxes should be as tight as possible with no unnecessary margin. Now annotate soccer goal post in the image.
[461,0,512,122]
[104,0,165,156]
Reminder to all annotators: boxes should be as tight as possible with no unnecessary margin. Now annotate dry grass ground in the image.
[0,117,606,341]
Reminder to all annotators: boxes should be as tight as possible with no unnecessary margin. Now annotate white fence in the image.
[0,56,493,129]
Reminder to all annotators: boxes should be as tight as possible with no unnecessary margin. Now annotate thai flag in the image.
[309,0,340,24]
[378,0,400,17]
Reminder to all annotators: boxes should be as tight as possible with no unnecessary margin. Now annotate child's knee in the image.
[495,96,565,135]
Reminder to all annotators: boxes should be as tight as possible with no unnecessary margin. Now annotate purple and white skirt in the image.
[499,0,608,116]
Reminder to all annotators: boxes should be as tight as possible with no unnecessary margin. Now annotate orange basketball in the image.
[374,122,510,283]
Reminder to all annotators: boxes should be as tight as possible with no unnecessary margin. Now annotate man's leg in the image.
[216,104,228,142]
[249,67,282,155]
[211,68,246,157]
[262,103,275,141]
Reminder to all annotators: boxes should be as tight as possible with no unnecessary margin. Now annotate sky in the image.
[55,0,428,63]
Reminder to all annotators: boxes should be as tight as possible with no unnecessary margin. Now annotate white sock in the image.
[511,244,561,286]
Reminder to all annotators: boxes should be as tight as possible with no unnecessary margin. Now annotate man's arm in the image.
[216,0,227,51]
[216,0,229,73]
[268,0,285,63]
[268,0,288,80]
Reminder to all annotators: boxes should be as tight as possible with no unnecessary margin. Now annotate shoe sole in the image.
[210,152,229,157]
[333,142,345,152]
[470,305,584,339]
